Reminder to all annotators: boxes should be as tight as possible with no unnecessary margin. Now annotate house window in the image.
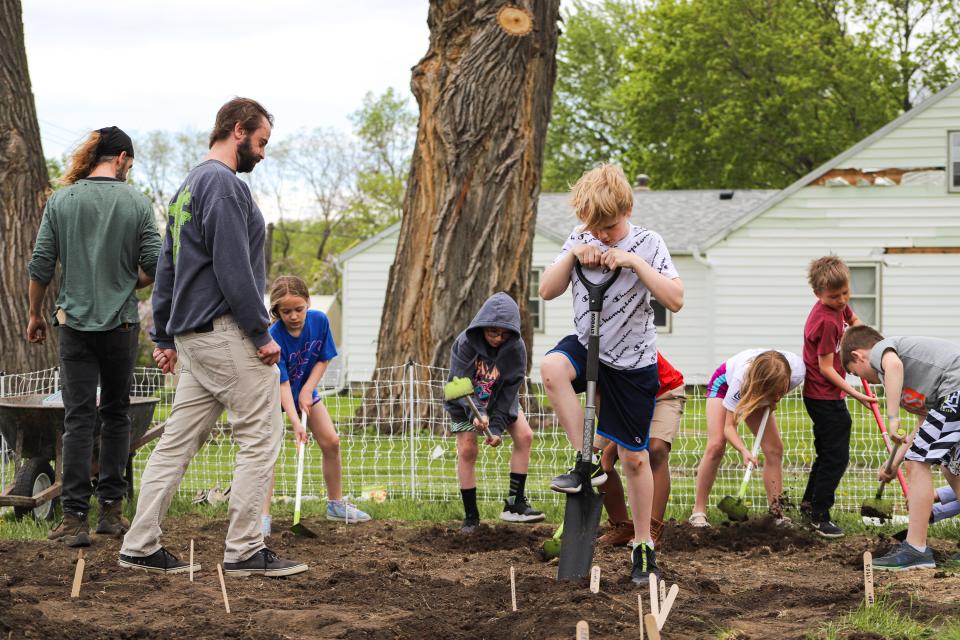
[849,263,881,328]
[651,299,672,333]
[529,268,544,332]
[950,131,960,193]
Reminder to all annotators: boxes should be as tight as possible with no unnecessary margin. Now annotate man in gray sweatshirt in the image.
[119,98,306,577]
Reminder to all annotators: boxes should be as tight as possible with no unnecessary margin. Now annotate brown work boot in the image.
[48,513,91,547]
[95,500,129,536]
[650,517,665,548]
[597,520,634,547]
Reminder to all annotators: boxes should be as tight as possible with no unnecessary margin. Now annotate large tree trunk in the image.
[0,0,56,374]
[374,1,560,377]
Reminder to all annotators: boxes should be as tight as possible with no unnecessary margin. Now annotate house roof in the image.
[698,76,960,250]
[339,189,777,262]
[536,190,778,253]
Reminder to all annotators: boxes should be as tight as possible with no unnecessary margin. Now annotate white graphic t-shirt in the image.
[722,349,806,412]
[555,224,679,370]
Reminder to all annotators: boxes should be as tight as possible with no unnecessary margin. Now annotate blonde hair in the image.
[268,275,310,320]
[60,132,105,186]
[807,255,850,293]
[569,164,633,231]
[735,351,791,424]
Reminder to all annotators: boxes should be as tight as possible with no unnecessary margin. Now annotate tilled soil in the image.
[1,516,958,639]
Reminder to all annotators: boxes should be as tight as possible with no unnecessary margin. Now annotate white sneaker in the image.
[261,514,272,538]
[688,512,710,528]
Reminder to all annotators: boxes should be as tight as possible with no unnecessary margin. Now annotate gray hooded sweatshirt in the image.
[444,292,527,436]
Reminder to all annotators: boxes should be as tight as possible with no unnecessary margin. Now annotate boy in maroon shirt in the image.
[801,256,873,537]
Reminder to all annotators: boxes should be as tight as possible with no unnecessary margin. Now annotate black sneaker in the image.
[48,513,91,548]
[550,455,607,494]
[222,548,308,577]
[809,518,844,539]
[119,547,199,574]
[461,516,480,534]
[500,497,546,523]
[631,542,660,584]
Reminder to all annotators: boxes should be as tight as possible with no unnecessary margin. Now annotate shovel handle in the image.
[860,378,909,498]
[293,420,306,524]
[737,407,770,498]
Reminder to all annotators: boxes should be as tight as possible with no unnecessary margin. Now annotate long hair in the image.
[735,351,791,424]
[60,132,104,186]
[268,275,310,320]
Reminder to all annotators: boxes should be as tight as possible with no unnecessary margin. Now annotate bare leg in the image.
[456,432,478,489]
[693,398,727,514]
[541,353,585,450]
[905,461,934,549]
[648,438,672,523]
[747,410,783,508]
[506,409,532,474]
[620,447,653,543]
[306,401,342,501]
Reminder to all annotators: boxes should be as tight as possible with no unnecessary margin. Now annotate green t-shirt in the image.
[28,177,161,331]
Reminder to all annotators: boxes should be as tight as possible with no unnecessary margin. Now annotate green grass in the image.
[814,594,951,640]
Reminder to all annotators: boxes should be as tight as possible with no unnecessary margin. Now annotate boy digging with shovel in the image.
[539,164,684,583]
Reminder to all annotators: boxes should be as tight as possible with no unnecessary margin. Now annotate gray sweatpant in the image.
[121,315,282,563]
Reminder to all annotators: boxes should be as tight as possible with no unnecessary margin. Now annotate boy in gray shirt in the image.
[842,325,960,571]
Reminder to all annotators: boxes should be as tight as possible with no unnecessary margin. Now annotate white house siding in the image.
[704,180,960,366]
[654,257,712,382]
[341,232,398,381]
[843,92,960,168]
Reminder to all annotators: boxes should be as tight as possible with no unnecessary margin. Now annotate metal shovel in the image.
[718,407,770,522]
[557,262,621,581]
[290,437,317,538]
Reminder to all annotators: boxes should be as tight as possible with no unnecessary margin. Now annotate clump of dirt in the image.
[661,516,820,553]
[0,515,957,640]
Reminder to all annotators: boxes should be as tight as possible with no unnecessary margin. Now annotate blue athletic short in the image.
[547,334,659,452]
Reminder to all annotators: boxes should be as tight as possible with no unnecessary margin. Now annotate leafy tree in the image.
[619,0,901,188]
[853,0,960,110]
[542,0,643,191]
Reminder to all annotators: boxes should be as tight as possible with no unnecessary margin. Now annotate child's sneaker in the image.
[630,541,660,584]
[550,455,606,494]
[809,517,843,538]
[872,542,936,571]
[461,516,480,534]
[261,514,272,538]
[326,499,372,523]
[688,512,710,528]
[500,496,545,523]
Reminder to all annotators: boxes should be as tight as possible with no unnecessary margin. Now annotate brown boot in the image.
[96,500,130,536]
[650,517,664,549]
[597,520,634,547]
[48,513,91,547]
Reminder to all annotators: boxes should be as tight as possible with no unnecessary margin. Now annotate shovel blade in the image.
[860,499,893,521]
[557,487,604,580]
[717,495,748,522]
[290,522,318,538]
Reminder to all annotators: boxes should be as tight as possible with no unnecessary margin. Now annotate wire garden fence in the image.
[0,364,908,517]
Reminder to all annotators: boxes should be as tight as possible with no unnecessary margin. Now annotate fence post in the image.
[408,361,416,499]
[0,372,5,489]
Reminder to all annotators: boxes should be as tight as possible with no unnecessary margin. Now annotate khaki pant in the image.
[121,316,282,563]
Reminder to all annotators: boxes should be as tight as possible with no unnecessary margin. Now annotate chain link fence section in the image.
[0,364,906,516]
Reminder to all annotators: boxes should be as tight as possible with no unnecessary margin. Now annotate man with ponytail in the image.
[27,126,161,547]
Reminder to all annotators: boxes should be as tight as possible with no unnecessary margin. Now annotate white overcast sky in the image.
[22,0,431,158]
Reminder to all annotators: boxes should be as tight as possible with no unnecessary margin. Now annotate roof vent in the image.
[719,191,734,200]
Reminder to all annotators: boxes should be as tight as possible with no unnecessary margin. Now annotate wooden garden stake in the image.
[648,574,660,618]
[659,578,666,607]
[70,551,85,598]
[643,613,661,640]
[189,539,195,583]
[576,620,589,640]
[638,593,644,640]
[510,565,517,612]
[217,564,231,613]
[657,584,679,630]
[589,565,600,594]
[863,551,875,608]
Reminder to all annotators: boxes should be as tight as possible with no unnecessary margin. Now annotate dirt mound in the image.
[662,516,820,553]
[0,517,958,639]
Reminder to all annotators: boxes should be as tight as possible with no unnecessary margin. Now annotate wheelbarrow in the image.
[0,394,162,520]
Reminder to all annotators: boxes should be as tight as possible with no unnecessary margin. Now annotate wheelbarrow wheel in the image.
[12,458,58,521]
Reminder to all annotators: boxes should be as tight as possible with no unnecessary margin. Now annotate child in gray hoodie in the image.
[444,292,545,533]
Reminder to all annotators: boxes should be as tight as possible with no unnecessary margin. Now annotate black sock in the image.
[461,487,479,520]
[508,472,527,503]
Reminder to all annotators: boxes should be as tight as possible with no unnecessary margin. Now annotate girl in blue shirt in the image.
[261,275,370,535]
